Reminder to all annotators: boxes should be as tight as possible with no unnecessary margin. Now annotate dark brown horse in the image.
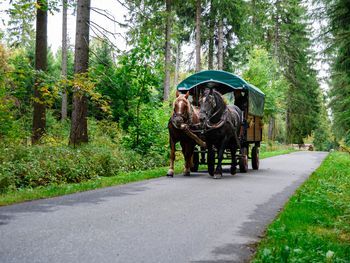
[199,88,242,179]
[167,91,204,177]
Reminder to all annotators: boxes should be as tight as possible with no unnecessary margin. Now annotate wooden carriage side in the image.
[246,115,263,143]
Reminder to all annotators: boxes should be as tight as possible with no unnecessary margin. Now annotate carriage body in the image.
[177,70,265,172]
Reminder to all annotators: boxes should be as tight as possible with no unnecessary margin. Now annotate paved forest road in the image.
[0,151,327,263]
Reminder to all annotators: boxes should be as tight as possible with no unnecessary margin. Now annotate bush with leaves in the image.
[89,36,165,155]
[0,115,168,193]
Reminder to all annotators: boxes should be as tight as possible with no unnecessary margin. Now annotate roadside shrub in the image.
[0,142,167,193]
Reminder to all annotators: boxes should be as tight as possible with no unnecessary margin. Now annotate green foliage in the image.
[0,115,167,193]
[274,0,321,143]
[7,47,35,109]
[89,36,165,154]
[321,0,350,144]
[243,48,288,118]
[253,152,350,262]
[313,97,334,151]
[122,103,170,155]
[6,0,36,47]
[0,44,15,138]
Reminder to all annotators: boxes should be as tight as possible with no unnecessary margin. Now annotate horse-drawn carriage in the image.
[168,70,265,179]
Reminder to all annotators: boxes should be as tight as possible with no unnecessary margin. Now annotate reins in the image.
[170,96,206,147]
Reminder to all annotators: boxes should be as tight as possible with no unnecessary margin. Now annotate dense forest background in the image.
[0,0,349,191]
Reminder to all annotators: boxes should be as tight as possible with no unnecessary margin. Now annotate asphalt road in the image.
[0,151,327,263]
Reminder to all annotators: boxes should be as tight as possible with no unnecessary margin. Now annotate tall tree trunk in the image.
[286,107,291,143]
[163,0,171,101]
[69,0,90,146]
[61,0,68,120]
[32,0,48,144]
[174,41,181,87]
[268,116,275,141]
[273,0,280,60]
[251,0,256,25]
[195,0,201,72]
[217,18,224,70]
[208,0,214,70]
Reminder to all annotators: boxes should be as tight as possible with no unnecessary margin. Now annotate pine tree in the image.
[61,0,68,120]
[321,0,350,145]
[32,0,48,144]
[6,0,35,47]
[270,0,321,143]
[69,0,91,146]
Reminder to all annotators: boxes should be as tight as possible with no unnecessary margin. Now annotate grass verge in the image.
[252,151,350,262]
[0,147,296,206]
[0,164,184,206]
[260,149,296,159]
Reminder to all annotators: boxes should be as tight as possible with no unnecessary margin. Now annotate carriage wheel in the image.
[252,146,259,170]
[239,147,248,173]
[191,151,199,172]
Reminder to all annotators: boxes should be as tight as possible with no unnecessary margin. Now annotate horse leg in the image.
[180,141,192,176]
[214,140,226,179]
[207,143,215,176]
[230,145,237,175]
[167,138,176,177]
[234,129,241,149]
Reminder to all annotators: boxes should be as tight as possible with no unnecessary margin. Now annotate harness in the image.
[170,98,206,148]
[203,108,228,132]
[170,101,192,130]
[201,93,241,148]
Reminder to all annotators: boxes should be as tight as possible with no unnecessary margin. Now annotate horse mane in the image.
[212,90,226,105]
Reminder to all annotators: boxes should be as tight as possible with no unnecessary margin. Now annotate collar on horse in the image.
[203,108,229,133]
[201,92,228,133]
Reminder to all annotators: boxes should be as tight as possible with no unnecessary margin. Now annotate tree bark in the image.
[69,0,90,146]
[268,116,275,141]
[174,41,181,87]
[286,107,291,143]
[163,0,171,101]
[61,0,68,120]
[273,0,280,60]
[195,0,201,72]
[217,18,224,70]
[252,0,256,25]
[32,0,48,144]
[208,0,214,70]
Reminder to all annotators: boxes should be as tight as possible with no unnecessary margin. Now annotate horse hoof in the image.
[230,168,237,176]
[213,174,222,179]
[183,172,190,177]
[166,173,174,177]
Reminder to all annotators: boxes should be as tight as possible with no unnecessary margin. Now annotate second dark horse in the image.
[199,88,242,179]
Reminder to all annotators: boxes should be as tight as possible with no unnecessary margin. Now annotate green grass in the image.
[252,152,350,262]
[0,163,185,206]
[260,149,296,159]
[0,146,296,206]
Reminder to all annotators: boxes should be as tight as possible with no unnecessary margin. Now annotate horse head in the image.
[199,88,225,125]
[171,91,191,128]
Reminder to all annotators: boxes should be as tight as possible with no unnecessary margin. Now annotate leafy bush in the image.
[0,112,168,193]
[0,142,167,193]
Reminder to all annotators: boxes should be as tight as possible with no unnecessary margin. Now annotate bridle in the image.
[171,96,192,129]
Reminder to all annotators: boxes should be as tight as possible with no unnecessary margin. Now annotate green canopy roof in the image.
[177,70,265,117]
